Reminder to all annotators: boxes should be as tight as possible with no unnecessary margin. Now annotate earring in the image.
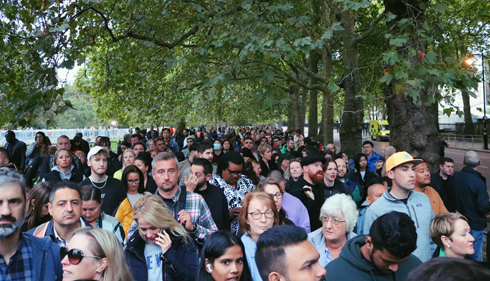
[447,245,450,248]
[206,264,213,273]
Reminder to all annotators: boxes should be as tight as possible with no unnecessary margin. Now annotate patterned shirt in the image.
[127,186,218,242]
[0,235,34,281]
[209,175,255,231]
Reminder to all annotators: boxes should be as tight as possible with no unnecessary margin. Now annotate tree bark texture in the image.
[308,52,320,137]
[320,48,334,144]
[339,9,363,156]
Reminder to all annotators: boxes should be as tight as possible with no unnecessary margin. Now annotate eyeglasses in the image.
[127,179,140,184]
[60,247,100,265]
[248,210,274,220]
[226,168,242,176]
[320,215,345,226]
[268,192,282,199]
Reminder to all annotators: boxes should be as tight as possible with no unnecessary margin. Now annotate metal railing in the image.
[440,133,485,150]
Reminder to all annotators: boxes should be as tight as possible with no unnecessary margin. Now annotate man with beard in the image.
[29,181,91,247]
[287,153,326,231]
[325,212,421,281]
[185,158,230,231]
[0,169,62,281]
[0,169,62,280]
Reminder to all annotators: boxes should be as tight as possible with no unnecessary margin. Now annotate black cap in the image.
[301,153,326,167]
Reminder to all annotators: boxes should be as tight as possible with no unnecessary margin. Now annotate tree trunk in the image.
[308,52,320,137]
[462,91,474,135]
[339,8,363,157]
[299,87,307,135]
[320,48,334,145]
[383,0,440,170]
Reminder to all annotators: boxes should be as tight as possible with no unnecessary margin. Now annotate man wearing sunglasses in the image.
[209,151,255,232]
[0,169,62,280]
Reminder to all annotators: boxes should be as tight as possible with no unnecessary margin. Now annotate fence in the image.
[440,133,486,150]
[0,128,130,146]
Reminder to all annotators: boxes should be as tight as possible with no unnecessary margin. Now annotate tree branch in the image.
[354,10,388,44]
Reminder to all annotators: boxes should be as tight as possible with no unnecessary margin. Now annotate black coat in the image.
[260,159,278,177]
[449,166,490,230]
[42,168,84,184]
[125,231,198,281]
[287,176,324,231]
[5,139,26,171]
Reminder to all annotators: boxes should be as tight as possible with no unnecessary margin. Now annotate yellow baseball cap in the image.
[386,151,423,172]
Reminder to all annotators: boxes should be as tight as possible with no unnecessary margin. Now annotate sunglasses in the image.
[60,247,100,265]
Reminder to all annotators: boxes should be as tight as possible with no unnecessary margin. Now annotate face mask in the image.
[214,144,221,150]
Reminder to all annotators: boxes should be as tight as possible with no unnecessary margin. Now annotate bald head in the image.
[366,183,387,205]
[384,146,396,159]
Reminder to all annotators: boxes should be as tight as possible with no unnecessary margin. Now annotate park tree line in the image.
[1,0,489,166]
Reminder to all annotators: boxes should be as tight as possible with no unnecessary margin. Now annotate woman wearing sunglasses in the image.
[125,195,199,281]
[61,227,133,281]
[238,191,279,281]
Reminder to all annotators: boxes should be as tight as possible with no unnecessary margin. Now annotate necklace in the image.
[90,175,108,189]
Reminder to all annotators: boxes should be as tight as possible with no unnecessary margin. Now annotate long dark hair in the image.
[25,182,52,229]
[121,165,145,194]
[197,231,252,281]
[36,131,51,146]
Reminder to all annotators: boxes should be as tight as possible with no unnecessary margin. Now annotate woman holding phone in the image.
[125,195,199,281]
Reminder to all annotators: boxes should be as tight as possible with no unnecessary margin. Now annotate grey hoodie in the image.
[363,188,435,262]
[325,235,422,281]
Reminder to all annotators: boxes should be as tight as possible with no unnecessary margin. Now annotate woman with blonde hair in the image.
[113,148,136,179]
[61,227,133,281]
[125,195,198,281]
[429,212,475,259]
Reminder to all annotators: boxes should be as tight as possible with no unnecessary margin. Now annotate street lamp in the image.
[465,53,487,149]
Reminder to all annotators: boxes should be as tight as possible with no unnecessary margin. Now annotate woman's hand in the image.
[155,229,172,254]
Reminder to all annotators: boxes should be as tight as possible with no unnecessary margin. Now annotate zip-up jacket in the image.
[325,235,422,281]
[24,233,63,281]
[363,188,435,262]
[125,231,198,281]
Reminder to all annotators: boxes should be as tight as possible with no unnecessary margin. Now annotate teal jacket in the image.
[325,235,422,281]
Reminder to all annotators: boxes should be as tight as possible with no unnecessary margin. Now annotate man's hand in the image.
[281,159,290,171]
[177,210,195,231]
[229,207,242,219]
[184,173,199,192]
[303,185,315,200]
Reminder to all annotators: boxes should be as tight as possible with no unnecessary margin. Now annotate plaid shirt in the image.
[127,186,218,241]
[0,235,34,281]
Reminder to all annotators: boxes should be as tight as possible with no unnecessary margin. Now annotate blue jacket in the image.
[367,151,385,173]
[125,231,198,281]
[363,188,435,262]
[449,167,490,230]
[23,233,63,281]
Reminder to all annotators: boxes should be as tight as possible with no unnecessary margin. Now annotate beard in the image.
[0,211,25,238]
[309,170,324,185]
[196,179,207,190]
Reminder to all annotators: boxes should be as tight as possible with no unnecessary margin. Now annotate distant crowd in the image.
[1,125,490,281]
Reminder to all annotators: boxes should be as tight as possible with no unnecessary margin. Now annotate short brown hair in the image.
[429,212,468,249]
[238,190,279,236]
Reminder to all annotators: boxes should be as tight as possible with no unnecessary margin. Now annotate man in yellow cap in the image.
[362,151,435,262]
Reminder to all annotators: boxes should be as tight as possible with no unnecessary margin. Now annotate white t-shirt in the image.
[360,171,366,180]
[144,242,163,281]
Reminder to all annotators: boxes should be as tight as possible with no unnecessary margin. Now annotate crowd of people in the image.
[1,125,490,281]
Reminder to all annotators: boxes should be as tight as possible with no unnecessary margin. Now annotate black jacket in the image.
[430,171,451,207]
[5,138,26,171]
[287,176,324,231]
[260,159,278,177]
[449,166,490,230]
[42,167,84,184]
[125,231,198,281]
[323,179,352,201]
